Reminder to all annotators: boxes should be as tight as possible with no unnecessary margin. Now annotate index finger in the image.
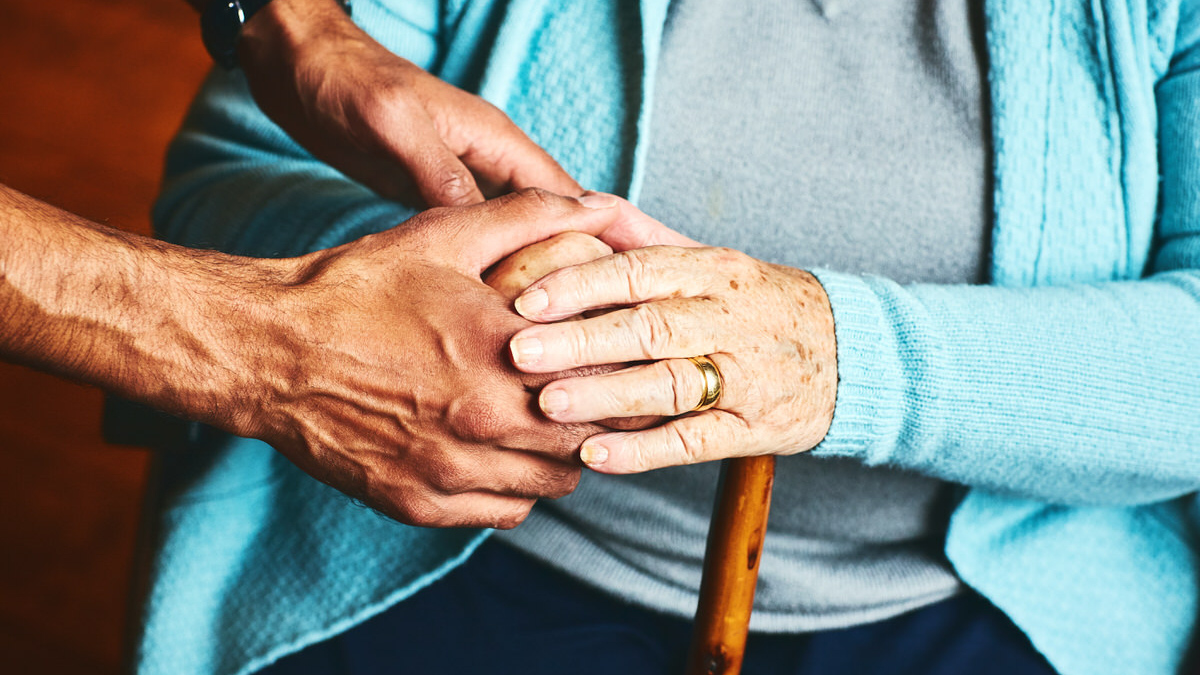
[514,246,729,322]
[432,188,624,273]
[595,197,703,251]
[578,411,752,474]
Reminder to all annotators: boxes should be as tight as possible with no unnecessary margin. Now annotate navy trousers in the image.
[259,540,1058,675]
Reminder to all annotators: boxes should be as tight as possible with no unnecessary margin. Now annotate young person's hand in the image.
[237,0,581,206]
[1,187,636,529]
[238,191,633,528]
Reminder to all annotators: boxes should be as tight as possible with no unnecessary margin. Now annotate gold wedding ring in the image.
[688,355,724,412]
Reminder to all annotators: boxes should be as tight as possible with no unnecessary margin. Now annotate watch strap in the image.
[201,0,351,70]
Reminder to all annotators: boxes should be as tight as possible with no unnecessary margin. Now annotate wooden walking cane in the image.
[685,454,777,675]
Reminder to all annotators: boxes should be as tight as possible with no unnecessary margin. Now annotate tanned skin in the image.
[0,0,606,527]
[3,0,709,526]
[220,0,581,206]
[0,184,653,528]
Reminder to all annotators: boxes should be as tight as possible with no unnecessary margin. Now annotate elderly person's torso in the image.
[135,0,1200,672]
[496,0,989,629]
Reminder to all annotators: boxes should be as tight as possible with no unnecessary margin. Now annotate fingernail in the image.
[539,388,569,416]
[509,336,543,366]
[577,192,617,209]
[514,288,549,317]
[580,441,609,467]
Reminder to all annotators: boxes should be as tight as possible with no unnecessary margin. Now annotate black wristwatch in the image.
[201,0,352,70]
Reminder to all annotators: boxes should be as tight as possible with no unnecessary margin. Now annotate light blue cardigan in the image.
[140,1,1200,674]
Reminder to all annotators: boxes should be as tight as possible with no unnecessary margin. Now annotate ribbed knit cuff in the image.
[807,269,906,465]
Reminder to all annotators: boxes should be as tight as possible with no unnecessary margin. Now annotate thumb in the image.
[441,189,626,273]
[589,194,703,250]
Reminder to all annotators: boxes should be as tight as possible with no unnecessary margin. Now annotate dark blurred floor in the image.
[0,1,209,672]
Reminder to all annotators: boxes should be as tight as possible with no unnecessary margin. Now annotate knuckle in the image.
[671,425,706,466]
[491,500,535,530]
[615,249,652,299]
[479,99,520,131]
[628,439,657,473]
[553,231,612,258]
[513,186,561,211]
[661,359,698,413]
[432,166,476,203]
[390,491,449,528]
[425,458,469,495]
[535,464,583,499]
[566,327,598,366]
[710,246,745,264]
[362,89,400,123]
[710,247,754,276]
[631,304,674,358]
[449,397,515,444]
[413,205,454,231]
[356,89,417,143]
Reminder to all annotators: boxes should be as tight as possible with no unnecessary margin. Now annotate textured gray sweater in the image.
[497,0,991,630]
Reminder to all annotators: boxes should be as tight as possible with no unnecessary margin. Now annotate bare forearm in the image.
[0,184,292,432]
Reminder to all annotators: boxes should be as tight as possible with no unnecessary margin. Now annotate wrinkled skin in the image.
[488,231,665,433]
[509,231,839,476]
[239,190,653,528]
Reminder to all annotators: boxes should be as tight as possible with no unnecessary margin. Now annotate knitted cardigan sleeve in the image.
[808,7,1200,507]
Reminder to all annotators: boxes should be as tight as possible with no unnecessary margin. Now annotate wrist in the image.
[800,270,839,443]
[211,246,357,448]
[237,0,353,67]
[139,250,303,439]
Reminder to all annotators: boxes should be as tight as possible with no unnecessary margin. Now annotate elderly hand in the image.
[486,229,673,433]
[507,244,838,474]
[236,0,580,206]
[485,231,613,301]
[238,190,642,529]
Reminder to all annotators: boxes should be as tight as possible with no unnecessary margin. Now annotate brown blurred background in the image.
[0,1,209,672]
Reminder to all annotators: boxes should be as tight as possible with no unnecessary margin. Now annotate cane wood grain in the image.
[685,455,777,675]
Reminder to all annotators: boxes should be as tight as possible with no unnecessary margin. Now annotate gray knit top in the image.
[497,0,991,631]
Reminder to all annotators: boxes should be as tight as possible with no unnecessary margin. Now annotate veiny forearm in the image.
[0,184,294,433]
